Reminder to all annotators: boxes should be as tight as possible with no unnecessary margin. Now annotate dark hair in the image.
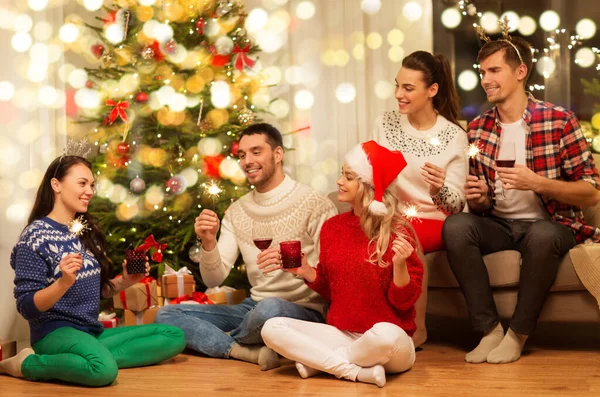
[28,156,114,292]
[401,51,461,127]
[238,123,284,150]
[477,36,533,82]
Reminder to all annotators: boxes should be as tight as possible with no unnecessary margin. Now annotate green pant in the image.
[21,324,185,387]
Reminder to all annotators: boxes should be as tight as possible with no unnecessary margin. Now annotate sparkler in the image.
[467,142,481,177]
[401,204,422,223]
[68,215,90,237]
[205,180,223,211]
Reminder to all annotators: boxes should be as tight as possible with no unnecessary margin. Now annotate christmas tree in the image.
[70,0,264,288]
[582,76,600,152]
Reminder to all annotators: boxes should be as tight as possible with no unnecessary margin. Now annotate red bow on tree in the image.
[232,44,255,72]
[105,100,129,124]
[136,234,167,263]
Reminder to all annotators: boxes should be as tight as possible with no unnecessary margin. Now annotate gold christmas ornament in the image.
[142,46,156,60]
[101,51,116,68]
[238,108,254,126]
[198,118,214,132]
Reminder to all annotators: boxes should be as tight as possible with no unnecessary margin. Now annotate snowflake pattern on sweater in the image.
[10,217,103,345]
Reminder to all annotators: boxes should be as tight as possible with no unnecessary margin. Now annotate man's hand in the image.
[464,175,488,203]
[496,165,542,192]
[194,210,220,248]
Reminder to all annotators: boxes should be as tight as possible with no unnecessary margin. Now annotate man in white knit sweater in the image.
[155,123,337,370]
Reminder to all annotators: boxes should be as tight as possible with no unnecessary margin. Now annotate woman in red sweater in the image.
[260,141,423,387]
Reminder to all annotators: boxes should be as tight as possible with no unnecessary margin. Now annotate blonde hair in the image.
[353,179,420,268]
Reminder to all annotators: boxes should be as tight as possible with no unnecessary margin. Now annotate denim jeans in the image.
[442,213,576,335]
[154,297,325,358]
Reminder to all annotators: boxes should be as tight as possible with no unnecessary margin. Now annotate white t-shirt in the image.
[492,119,549,220]
[373,111,468,221]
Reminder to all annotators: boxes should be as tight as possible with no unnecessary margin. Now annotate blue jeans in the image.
[154,297,325,358]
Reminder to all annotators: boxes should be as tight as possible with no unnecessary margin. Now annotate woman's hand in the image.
[122,257,150,287]
[57,253,83,288]
[392,235,414,267]
[421,162,447,196]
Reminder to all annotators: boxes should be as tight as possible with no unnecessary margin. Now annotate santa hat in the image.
[344,140,407,215]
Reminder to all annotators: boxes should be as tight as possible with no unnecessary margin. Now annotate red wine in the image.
[496,160,515,168]
[253,239,272,250]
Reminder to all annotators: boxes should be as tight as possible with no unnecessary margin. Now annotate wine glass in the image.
[495,141,516,200]
[252,221,274,277]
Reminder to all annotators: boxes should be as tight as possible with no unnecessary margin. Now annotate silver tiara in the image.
[63,139,92,159]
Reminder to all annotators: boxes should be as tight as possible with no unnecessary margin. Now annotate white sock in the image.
[0,348,35,378]
[465,322,504,364]
[487,329,528,364]
[229,343,261,364]
[258,346,280,371]
[295,362,321,379]
[356,365,386,388]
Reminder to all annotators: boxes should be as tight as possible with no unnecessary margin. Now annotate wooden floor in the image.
[2,339,599,397]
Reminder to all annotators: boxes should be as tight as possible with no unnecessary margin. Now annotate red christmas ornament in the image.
[230,141,239,157]
[114,156,129,168]
[196,18,205,35]
[203,155,225,179]
[136,91,149,103]
[166,176,185,194]
[116,142,130,155]
[91,44,105,59]
[85,81,94,88]
[165,40,177,54]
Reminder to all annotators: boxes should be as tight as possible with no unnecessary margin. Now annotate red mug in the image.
[280,240,302,268]
[125,249,146,274]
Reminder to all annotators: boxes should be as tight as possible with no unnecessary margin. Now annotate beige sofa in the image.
[327,191,600,325]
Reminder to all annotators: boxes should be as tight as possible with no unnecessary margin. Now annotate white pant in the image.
[261,318,415,382]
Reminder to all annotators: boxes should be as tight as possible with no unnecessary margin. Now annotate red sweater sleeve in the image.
[306,261,331,302]
[305,220,332,301]
[386,249,423,311]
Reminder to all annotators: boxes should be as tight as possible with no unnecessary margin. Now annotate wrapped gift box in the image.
[113,278,158,312]
[206,287,247,305]
[0,339,17,361]
[162,274,195,298]
[99,313,119,328]
[124,307,160,326]
[156,285,165,307]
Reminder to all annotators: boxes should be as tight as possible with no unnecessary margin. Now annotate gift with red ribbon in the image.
[136,234,167,263]
[232,44,256,72]
[113,276,158,312]
[99,312,119,328]
[105,100,129,125]
[169,292,214,305]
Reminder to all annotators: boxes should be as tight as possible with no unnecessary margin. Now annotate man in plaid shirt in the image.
[442,36,600,365]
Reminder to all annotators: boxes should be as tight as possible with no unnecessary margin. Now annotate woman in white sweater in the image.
[373,51,468,347]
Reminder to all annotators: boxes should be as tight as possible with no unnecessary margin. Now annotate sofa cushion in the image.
[427,248,586,292]
[427,288,600,322]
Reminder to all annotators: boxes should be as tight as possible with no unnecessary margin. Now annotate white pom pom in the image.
[368,200,388,215]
